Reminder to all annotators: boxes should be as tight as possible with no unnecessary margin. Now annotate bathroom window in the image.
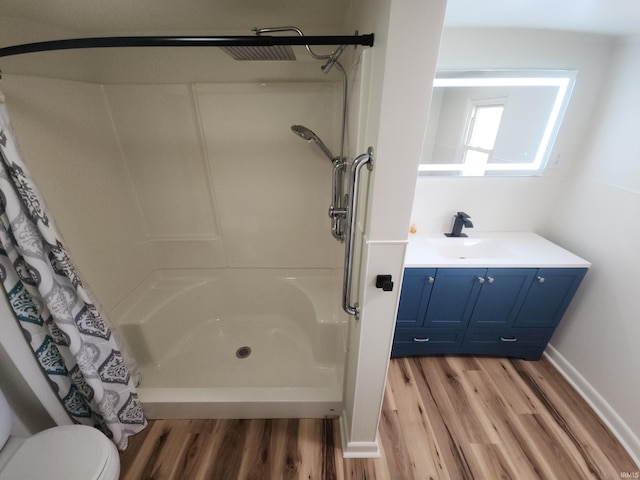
[460,99,505,176]
[420,70,577,176]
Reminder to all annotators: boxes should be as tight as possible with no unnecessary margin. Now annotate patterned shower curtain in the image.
[0,92,146,450]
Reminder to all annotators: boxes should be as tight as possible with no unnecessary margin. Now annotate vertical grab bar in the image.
[343,147,374,319]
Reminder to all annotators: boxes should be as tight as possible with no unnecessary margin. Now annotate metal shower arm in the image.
[254,26,342,61]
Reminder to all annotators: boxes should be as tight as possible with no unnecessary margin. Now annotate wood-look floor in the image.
[120,356,638,479]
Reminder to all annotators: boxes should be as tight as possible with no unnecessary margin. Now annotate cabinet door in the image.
[423,268,485,327]
[396,268,436,327]
[515,268,588,328]
[469,268,536,327]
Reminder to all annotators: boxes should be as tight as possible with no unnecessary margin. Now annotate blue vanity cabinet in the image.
[514,268,588,327]
[461,267,587,360]
[393,266,587,360]
[422,268,485,327]
[392,268,483,357]
[396,268,436,327]
[468,268,537,327]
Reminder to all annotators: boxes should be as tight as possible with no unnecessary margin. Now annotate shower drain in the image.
[235,346,252,359]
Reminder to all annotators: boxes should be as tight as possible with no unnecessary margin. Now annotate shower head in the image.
[291,124,317,141]
[291,125,336,161]
[221,45,295,61]
[219,27,297,61]
[218,26,301,61]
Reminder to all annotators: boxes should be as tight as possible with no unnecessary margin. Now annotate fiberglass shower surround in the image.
[0,27,376,420]
[0,27,375,306]
[0,25,373,259]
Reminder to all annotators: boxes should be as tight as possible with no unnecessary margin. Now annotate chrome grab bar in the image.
[342,147,374,318]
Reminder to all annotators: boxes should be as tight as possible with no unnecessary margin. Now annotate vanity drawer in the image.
[391,328,464,357]
[462,327,554,360]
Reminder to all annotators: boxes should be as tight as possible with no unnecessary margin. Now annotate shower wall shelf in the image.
[0,34,374,58]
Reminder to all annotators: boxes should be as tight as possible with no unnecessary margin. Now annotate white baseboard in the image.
[339,411,381,458]
[545,344,640,467]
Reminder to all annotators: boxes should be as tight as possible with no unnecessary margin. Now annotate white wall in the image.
[411,29,615,235]
[340,0,447,457]
[546,35,640,461]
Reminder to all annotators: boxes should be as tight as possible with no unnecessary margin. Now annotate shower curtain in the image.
[0,90,146,450]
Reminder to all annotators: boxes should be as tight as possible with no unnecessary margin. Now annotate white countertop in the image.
[405,232,591,268]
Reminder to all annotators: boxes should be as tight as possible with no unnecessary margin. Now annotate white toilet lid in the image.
[0,425,119,480]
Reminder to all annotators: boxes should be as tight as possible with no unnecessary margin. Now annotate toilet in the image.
[0,388,120,480]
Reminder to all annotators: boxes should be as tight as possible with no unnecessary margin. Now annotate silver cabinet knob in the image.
[478,277,485,284]
[428,276,435,283]
[537,276,545,283]
[487,276,495,283]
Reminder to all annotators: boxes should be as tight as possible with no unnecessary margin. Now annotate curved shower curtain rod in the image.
[0,34,374,58]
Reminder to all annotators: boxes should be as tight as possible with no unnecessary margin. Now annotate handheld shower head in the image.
[291,124,316,141]
[291,125,336,161]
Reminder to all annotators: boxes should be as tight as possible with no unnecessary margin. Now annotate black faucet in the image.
[445,211,473,237]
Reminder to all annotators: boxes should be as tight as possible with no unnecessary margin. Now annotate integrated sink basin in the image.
[428,237,509,259]
[405,232,592,268]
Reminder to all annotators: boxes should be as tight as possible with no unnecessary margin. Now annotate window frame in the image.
[459,97,506,176]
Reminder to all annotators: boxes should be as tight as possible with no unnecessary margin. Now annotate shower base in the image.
[112,269,346,418]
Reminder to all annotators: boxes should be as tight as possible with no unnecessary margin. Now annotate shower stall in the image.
[0,30,374,418]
